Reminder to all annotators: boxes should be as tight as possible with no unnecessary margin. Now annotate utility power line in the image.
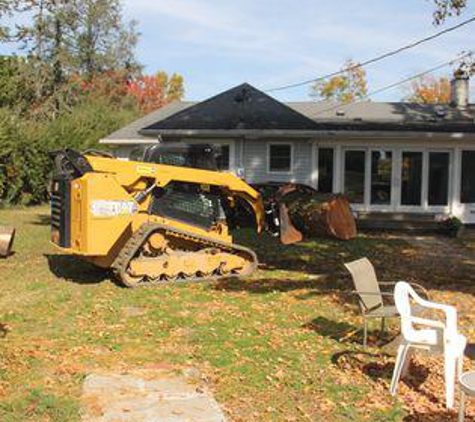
[265,16,475,93]
[311,51,473,117]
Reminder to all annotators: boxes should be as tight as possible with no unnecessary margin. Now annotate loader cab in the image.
[135,143,218,171]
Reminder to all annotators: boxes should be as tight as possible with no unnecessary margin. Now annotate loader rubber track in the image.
[111,222,258,288]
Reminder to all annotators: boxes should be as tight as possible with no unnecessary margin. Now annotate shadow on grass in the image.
[303,316,362,344]
[32,214,51,226]
[234,229,475,295]
[46,254,109,284]
[332,350,395,381]
[402,410,460,422]
[214,276,338,293]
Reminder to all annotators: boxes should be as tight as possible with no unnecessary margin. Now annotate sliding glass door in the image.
[461,151,475,203]
[428,152,450,206]
[401,152,423,206]
[337,147,451,212]
[344,150,366,204]
[371,150,393,205]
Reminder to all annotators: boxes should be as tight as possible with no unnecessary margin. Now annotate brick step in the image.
[356,218,443,233]
[356,212,437,222]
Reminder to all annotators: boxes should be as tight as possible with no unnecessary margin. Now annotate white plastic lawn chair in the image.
[390,281,467,408]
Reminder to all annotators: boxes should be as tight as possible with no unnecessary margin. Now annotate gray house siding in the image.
[242,139,313,185]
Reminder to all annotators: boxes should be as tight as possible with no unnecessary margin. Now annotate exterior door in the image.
[400,151,424,209]
[343,149,366,208]
[427,151,451,211]
[370,149,394,210]
[459,150,475,223]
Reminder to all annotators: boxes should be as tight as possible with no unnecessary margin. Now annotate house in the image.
[100,72,475,225]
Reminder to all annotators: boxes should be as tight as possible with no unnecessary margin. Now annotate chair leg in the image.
[457,355,464,380]
[363,317,368,347]
[445,354,457,409]
[390,343,410,396]
[401,347,413,378]
[459,390,466,422]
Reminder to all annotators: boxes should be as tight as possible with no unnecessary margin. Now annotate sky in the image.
[120,0,475,102]
[3,0,475,102]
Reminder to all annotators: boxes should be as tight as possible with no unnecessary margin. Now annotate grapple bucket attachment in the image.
[279,204,303,245]
[0,226,15,258]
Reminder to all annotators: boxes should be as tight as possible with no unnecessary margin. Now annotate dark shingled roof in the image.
[140,83,320,134]
[100,83,475,143]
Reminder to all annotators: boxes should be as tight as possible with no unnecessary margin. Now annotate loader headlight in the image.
[91,200,138,217]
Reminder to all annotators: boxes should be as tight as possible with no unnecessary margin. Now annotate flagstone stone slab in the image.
[81,367,227,422]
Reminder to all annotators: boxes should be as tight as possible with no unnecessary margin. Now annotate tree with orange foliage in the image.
[127,71,185,113]
[405,75,451,104]
[310,59,368,104]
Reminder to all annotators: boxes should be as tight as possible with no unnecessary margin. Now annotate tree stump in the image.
[0,226,15,257]
[276,185,357,241]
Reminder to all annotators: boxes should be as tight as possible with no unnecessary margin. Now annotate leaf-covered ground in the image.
[0,206,474,421]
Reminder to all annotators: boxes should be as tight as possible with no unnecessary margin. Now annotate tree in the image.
[310,59,368,104]
[0,0,14,41]
[433,0,468,24]
[127,71,185,113]
[2,0,140,116]
[404,75,451,104]
[73,0,140,80]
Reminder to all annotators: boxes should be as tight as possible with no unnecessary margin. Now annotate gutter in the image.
[137,128,475,141]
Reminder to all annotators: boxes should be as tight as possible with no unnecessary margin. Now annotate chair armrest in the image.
[350,291,393,297]
[379,281,430,300]
[408,295,458,334]
[410,316,446,330]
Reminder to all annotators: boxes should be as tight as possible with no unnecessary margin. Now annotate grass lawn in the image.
[1,206,475,421]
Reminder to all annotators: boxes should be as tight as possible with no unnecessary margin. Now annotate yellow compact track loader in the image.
[50,146,265,287]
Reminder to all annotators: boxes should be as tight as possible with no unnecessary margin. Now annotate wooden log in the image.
[278,186,357,241]
[0,226,15,257]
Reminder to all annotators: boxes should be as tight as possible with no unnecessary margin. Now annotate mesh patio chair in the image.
[344,258,428,347]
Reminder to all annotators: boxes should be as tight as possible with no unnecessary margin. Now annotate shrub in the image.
[0,99,140,205]
[441,216,464,237]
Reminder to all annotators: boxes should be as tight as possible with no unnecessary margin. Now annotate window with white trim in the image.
[215,145,230,171]
[268,144,292,173]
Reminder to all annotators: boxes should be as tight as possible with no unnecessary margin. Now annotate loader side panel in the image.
[70,173,138,256]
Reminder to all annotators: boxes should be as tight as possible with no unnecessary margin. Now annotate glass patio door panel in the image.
[371,150,392,205]
[428,152,450,206]
[344,150,366,204]
[317,148,334,193]
[401,152,423,206]
[461,150,475,204]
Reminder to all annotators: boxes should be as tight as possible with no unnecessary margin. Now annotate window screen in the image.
[269,144,292,172]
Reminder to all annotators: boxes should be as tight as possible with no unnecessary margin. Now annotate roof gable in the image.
[141,83,319,133]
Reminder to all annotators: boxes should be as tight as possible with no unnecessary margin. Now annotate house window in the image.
[215,145,230,171]
[428,152,450,206]
[461,150,475,204]
[401,152,423,206]
[318,148,334,193]
[371,150,392,205]
[344,150,366,204]
[268,144,292,173]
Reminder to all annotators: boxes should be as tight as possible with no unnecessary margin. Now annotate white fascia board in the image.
[99,138,159,145]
